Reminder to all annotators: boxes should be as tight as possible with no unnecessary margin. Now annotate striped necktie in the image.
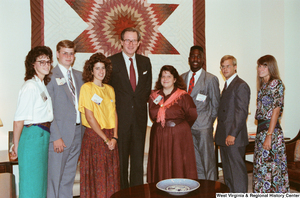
[188,72,196,95]
[67,70,76,103]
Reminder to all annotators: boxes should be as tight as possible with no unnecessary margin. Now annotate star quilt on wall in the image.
[31,0,205,72]
[65,0,179,56]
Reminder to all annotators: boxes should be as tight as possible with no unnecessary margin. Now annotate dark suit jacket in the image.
[108,52,152,134]
[215,75,250,147]
[46,66,85,147]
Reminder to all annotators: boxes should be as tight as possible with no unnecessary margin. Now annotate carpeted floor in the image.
[217,171,299,193]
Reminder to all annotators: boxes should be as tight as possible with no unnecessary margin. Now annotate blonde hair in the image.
[220,55,237,66]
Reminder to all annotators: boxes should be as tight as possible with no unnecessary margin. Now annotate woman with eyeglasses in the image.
[11,46,53,198]
[253,55,289,193]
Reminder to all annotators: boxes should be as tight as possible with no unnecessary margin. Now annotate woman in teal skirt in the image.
[11,46,54,198]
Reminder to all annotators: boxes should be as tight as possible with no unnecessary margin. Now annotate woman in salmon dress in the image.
[147,65,198,183]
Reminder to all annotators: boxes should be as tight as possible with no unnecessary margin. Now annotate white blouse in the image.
[14,75,53,125]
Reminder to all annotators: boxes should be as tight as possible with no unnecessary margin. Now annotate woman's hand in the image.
[108,138,117,150]
[263,135,272,150]
[107,139,117,150]
[10,144,18,160]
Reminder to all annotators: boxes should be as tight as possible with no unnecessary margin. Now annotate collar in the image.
[226,73,237,87]
[58,63,72,74]
[189,68,202,76]
[122,51,136,61]
[32,75,44,82]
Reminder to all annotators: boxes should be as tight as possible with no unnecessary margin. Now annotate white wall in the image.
[284,0,300,137]
[0,1,31,150]
[1,0,300,160]
[206,0,300,139]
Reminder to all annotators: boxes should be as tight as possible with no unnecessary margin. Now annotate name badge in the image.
[41,91,48,102]
[196,93,207,102]
[91,94,103,105]
[153,95,163,105]
[56,78,66,85]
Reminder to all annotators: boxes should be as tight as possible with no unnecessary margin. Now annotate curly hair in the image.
[82,53,112,83]
[154,65,187,91]
[24,46,53,85]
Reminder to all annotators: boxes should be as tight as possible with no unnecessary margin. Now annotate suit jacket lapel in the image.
[135,55,143,92]
[226,75,239,92]
[53,65,75,104]
[191,70,206,97]
[221,75,239,98]
[73,70,82,101]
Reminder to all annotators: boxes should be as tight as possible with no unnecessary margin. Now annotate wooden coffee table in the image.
[111,180,229,198]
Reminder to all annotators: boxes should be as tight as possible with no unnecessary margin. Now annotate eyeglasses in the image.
[36,60,51,66]
[220,65,233,70]
[123,39,139,45]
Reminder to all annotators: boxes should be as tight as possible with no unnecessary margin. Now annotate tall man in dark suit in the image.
[181,46,220,180]
[215,55,250,192]
[108,27,152,189]
[47,40,85,197]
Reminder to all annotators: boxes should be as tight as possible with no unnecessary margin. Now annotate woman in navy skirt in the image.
[11,46,54,198]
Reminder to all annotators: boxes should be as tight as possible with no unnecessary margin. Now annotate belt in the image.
[165,119,184,127]
[25,122,51,133]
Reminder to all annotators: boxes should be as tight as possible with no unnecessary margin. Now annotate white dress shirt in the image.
[122,51,139,84]
[58,64,81,123]
[14,75,53,125]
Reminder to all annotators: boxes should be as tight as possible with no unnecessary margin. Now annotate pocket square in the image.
[143,71,148,75]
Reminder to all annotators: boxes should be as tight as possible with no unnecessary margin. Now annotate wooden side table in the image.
[0,150,18,174]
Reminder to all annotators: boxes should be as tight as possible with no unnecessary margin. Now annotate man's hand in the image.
[53,138,66,153]
[225,135,235,146]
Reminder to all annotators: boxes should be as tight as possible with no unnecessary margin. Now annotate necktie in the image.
[222,81,227,93]
[188,72,196,95]
[129,58,136,91]
[67,70,76,103]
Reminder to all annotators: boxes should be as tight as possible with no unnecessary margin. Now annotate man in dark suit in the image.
[47,40,85,197]
[215,55,250,192]
[108,27,152,189]
[181,46,220,180]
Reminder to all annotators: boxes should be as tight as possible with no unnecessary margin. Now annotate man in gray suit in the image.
[47,40,84,197]
[181,45,220,181]
[215,55,250,192]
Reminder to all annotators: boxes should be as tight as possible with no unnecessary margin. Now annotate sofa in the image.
[286,129,300,191]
